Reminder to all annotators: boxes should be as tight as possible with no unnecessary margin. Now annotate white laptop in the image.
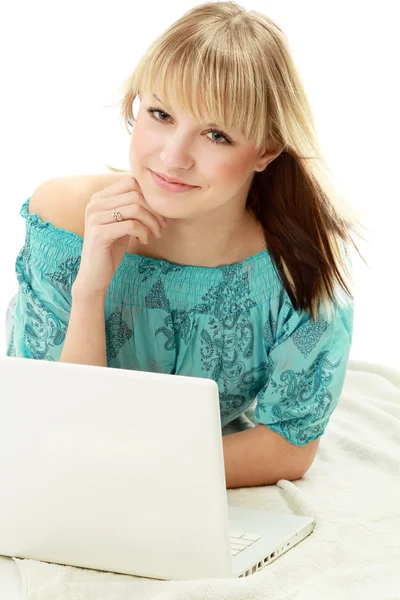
[0,355,315,580]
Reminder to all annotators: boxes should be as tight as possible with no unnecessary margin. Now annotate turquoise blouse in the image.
[7,197,354,447]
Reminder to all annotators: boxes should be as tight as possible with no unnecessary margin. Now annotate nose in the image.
[160,135,194,170]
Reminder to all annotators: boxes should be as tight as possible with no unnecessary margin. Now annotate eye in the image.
[146,106,233,146]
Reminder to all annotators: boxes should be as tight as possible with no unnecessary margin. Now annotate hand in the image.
[72,176,167,298]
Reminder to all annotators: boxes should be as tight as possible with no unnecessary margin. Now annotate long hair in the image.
[104,1,369,322]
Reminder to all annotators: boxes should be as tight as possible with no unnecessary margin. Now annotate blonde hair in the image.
[105,0,368,321]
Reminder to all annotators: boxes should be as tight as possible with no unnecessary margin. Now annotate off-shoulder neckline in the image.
[22,196,273,273]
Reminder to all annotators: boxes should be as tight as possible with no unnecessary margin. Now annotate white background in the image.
[1,0,398,369]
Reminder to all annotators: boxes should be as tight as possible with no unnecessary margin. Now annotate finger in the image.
[93,189,166,230]
[114,206,163,239]
[103,219,150,244]
[95,175,140,199]
[99,202,163,239]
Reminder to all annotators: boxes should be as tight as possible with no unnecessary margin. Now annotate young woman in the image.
[7,2,367,488]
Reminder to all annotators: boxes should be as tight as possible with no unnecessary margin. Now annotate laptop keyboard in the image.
[230,531,261,556]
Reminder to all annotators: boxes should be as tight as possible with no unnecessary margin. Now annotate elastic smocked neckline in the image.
[20,196,283,305]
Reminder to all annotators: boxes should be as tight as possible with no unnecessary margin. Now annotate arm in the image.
[222,424,320,489]
[59,287,107,367]
[27,175,121,367]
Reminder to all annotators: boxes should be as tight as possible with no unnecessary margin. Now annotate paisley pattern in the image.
[255,350,345,446]
[5,197,354,446]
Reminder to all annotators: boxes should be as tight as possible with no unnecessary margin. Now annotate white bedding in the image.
[1,358,399,600]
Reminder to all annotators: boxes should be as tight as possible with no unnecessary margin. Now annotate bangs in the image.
[123,31,269,152]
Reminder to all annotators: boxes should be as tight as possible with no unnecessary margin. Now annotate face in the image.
[129,90,277,222]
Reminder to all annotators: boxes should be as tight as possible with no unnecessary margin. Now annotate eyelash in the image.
[146,106,233,146]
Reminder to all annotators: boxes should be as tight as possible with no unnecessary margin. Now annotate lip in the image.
[150,170,198,193]
[152,170,196,186]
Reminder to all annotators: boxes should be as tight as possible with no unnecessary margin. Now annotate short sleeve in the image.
[253,289,354,446]
[6,199,77,361]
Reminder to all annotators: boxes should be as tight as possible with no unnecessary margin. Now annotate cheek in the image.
[129,132,148,175]
[214,156,251,185]
[129,128,142,158]
[129,123,159,167]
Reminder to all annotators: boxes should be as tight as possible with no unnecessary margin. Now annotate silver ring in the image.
[112,208,124,222]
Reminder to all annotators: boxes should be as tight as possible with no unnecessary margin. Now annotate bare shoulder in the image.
[28,172,131,238]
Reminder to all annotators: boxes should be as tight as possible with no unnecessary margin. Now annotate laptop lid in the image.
[0,356,233,580]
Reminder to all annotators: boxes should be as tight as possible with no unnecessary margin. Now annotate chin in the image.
[148,196,200,221]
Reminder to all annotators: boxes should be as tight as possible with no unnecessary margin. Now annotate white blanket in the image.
[10,359,400,600]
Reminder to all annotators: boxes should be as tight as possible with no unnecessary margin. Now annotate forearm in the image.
[59,287,107,367]
[222,424,319,489]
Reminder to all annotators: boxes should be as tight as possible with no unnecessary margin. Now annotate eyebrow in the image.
[152,94,221,129]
